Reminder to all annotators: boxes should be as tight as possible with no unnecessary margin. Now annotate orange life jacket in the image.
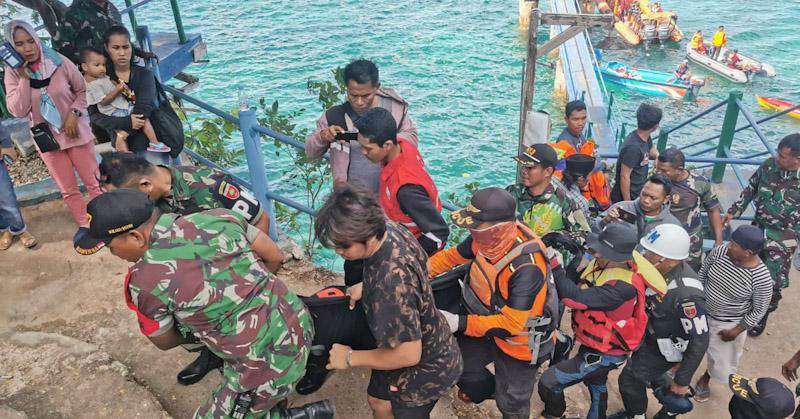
[571,262,649,355]
[379,139,442,238]
[463,222,559,362]
[552,139,612,210]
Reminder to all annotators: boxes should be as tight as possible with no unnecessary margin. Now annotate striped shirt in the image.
[698,244,772,328]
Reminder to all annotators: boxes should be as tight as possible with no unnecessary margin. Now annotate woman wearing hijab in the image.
[88,25,181,164]
[4,20,103,255]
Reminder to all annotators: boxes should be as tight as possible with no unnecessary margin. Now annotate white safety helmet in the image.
[640,224,690,260]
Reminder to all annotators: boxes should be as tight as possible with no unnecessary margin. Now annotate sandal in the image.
[0,231,12,250]
[19,231,37,248]
[693,386,710,403]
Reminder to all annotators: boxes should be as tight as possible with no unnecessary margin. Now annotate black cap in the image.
[565,154,596,177]
[731,224,765,253]
[87,189,155,243]
[586,221,637,262]
[514,144,558,168]
[729,374,795,418]
[451,187,516,229]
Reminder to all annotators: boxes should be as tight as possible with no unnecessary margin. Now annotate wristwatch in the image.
[71,109,83,117]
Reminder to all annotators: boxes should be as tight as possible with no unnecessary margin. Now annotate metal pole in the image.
[711,91,743,183]
[124,0,138,40]
[657,130,668,152]
[169,0,187,44]
[519,5,540,149]
[240,108,278,240]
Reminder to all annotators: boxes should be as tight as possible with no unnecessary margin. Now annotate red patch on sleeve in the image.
[123,269,162,337]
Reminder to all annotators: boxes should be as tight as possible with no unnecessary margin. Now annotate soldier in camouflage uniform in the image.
[52,0,155,64]
[656,148,724,271]
[99,152,282,385]
[99,152,270,234]
[725,134,800,336]
[507,144,591,246]
[87,190,332,419]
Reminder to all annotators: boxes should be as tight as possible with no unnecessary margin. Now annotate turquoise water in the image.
[128,0,799,265]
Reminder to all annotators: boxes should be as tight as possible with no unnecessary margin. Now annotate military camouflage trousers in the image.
[194,314,313,418]
[687,229,705,272]
[760,231,798,290]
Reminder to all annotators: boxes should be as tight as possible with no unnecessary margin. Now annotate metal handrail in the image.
[678,103,800,152]
[598,152,764,165]
[661,99,727,136]
[735,98,775,157]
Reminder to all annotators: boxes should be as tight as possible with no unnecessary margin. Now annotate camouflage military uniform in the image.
[505,183,590,242]
[52,0,124,64]
[668,172,720,271]
[127,209,313,418]
[728,158,800,291]
[159,165,265,226]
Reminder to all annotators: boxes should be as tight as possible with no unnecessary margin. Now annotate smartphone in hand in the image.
[0,42,24,68]
[335,131,358,142]
[617,208,637,224]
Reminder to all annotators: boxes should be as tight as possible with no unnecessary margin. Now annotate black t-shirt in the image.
[362,222,463,407]
[612,131,653,201]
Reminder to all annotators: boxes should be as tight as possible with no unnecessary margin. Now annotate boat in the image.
[686,44,776,84]
[600,61,705,99]
[595,0,683,46]
[756,96,800,120]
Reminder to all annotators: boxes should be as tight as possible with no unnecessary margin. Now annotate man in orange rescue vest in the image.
[552,100,612,211]
[354,107,449,256]
[539,222,667,419]
[430,187,559,419]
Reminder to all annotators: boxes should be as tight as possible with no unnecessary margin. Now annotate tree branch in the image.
[10,0,68,37]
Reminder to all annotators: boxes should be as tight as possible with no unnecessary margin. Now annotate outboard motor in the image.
[657,22,670,42]
[685,76,706,100]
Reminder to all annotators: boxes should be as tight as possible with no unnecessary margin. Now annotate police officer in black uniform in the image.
[612,224,710,419]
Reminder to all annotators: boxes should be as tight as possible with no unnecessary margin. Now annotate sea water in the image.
[128,0,799,266]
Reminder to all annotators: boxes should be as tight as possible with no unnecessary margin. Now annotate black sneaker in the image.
[278,399,335,419]
[748,312,769,337]
[177,347,223,385]
[607,412,632,419]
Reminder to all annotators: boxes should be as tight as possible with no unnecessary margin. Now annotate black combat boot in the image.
[278,399,335,419]
[177,347,224,385]
[295,347,330,395]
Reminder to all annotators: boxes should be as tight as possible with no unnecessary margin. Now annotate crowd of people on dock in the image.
[2,2,800,418]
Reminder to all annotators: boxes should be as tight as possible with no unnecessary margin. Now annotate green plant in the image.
[256,98,331,258]
[176,102,243,167]
[444,181,481,246]
[306,67,346,111]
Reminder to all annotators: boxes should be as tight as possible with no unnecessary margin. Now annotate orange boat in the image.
[756,96,800,120]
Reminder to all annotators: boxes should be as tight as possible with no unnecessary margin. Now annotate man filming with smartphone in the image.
[305,59,417,194]
[597,174,681,239]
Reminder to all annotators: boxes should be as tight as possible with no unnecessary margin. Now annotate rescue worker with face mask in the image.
[610,224,710,419]
[430,187,559,419]
[539,221,668,419]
